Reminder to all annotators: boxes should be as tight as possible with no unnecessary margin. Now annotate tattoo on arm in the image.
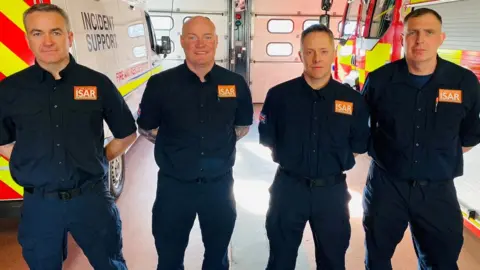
[235,126,250,141]
[139,128,158,144]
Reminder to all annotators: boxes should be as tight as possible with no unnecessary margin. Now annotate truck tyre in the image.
[108,154,126,199]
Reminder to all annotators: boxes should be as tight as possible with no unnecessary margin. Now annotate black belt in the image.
[24,182,98,200]
[160,169,232,184]
[408,179,429,187]
[279,167,345,187]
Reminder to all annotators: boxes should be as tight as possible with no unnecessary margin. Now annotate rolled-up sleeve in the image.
[102,77,137,139]
[350,96,370,154]
[234,79,253,126]
[258,88,278,148]
[137,76,162,130]
[460,71,480,147]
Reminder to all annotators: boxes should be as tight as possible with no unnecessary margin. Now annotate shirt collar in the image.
[34,53,76,82]
[391,55,450,86]
[181,61,217,83]
[300,73,334,91]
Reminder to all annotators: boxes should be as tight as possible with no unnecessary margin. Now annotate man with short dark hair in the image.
[0,3,136,269]
[259,24,369,269]
[362,7,480,269]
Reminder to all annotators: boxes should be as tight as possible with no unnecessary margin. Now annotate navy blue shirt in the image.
[363,57,480,182]
[0,55,137,192]
[137,63,253,181]
[259,75,370,179]
[409,73,432,89]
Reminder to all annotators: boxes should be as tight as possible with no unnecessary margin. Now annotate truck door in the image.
[336,0,398,90]
[335,0,361,88]
[249,0,343,103]
[146,0,231,71]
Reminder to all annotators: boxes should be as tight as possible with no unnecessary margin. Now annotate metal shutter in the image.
[420,0,480,51]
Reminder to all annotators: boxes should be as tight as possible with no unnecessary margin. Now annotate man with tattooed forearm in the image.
[136,16,253,269]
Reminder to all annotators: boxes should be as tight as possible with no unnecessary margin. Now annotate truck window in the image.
[151,16,174,31]
[128,24,145,38]
[358,2,369,37]
[369,0,395,38]
[341,0,361,37]
[266,42,293,56]
[267,19,294,34]
[303,19,319,30]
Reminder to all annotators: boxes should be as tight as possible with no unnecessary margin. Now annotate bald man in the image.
[137,16,253,270]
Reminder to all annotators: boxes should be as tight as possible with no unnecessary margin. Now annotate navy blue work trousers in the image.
[266,168,351,270]
[18,182,126,270]
[363,162,464,270]
[152,170,236,270]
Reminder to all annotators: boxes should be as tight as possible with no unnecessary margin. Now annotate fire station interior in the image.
[1,0,480,269]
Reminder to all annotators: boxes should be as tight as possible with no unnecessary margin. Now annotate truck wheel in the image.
[108,154,125,199]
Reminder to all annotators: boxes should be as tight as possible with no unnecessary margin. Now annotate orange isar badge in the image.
[335,100,353,115]
[218,85,236,98]
[74,86,98,100]
[438,89,462,103]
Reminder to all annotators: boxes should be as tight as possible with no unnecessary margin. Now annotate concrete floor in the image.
[1,108,480,269]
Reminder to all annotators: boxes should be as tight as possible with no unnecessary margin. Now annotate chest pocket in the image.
[210,97,236,126]
[327,106,352,147]
[66,101,103,138]
[9,101,48,160]
[434,102,464,138]
[11,106,45,133]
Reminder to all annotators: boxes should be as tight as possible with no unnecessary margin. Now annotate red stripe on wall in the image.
[0,13,35,65]
[461,50,480,81]
[0,180,22,200]
[464,218,480,239]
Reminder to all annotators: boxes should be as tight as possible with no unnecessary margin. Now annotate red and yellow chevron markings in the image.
[0,0,51,200]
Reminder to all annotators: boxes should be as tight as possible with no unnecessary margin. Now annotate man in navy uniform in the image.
[0,4,137,269]
[259,24,370,269]
[137,16,253,270]
[362,8,480,269]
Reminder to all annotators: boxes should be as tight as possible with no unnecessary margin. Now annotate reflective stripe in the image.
[365,43,392,72]
[0,0,30,32]
[438,49,462,65]
[119,66,162,96]
[462,211,480,238]
[0,170,23,197]
[0,157,8,167]
[0,42,29,76]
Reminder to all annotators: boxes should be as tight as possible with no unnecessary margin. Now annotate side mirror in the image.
[156,36,172,57]
[320,14,330,28]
